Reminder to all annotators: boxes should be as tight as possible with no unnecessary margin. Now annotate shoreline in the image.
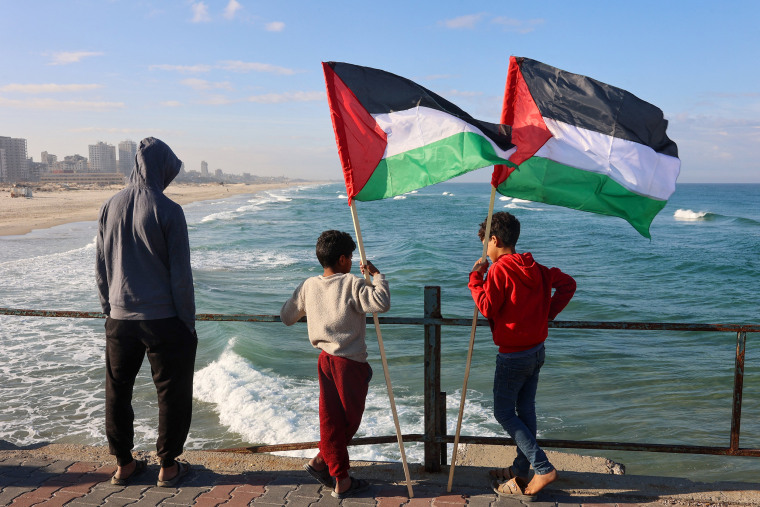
[0,181,328,237]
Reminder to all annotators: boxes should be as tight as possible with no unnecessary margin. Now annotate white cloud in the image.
[246,91,323,104]
[48,51,104,65]
[161,101,183,107]
[191,2,211,23]
[199,95,236,105]
[492,17,544,34]
[224,0,242,20]
[265,21,285,32]
[219,60,297,75]
[150,64,213,73]
[441,14,485,29]
[180,78,233,91]
[0,97,124,111]
[0,83,102,94]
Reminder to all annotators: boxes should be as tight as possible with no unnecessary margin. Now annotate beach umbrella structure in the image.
[446,56,681,491]
[322,61,516,498]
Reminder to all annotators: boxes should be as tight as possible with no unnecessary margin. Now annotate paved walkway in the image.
[0,455,645,506]
[1,446,758,506]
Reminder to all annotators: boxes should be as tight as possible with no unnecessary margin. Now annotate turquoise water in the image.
[0,181,758,483]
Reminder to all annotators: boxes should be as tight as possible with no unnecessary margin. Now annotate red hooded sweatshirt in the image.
[468,252,576,353]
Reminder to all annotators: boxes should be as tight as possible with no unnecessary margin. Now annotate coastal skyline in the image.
[1,1,759,183]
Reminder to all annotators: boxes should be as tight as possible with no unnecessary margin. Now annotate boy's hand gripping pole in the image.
[350,201,414,498]
[447,185,497,492]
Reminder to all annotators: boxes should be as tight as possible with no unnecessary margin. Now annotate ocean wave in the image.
[192,346,502,462]
[674,209,713,221]
[393,195,407,200]
[192,248,303,271]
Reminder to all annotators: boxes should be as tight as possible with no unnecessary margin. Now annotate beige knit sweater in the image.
[280,273,390,362]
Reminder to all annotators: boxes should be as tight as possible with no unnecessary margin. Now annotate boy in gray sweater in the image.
[280,230,390,499]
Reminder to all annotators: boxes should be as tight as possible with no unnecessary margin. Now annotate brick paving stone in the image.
[161,486,212,505]
[432,494,466,505]
[110,483,151,501]
[376,497,405,507]
[102,495,141,506]
[127,490,175,507]
[202,485,237,500]
[36,490,85,507]
[191,498,225,507]
[462,496,493,507]
[404,498,433,506]
[0,486,35,505]
[21,484,62,500]
[341,495,376,505]
[9,495,46,507]
[66,464,99,475]
[288,483,321,499]
[225,491,260,506]
[305,494,340,506]
[490,496,523,507]
[66,484,121,505]
[40,462,76,476]
[283,496,316,507]
[253,484,297,504]
[235,484,265,497]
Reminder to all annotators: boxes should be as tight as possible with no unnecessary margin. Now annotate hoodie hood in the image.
[497,252,541,288]
[129,137,182,191]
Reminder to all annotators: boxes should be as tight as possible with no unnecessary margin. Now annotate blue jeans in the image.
[493,347,554,476]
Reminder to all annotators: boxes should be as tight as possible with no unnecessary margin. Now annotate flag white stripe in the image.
[373,107,514,160]
[536,118,680,201]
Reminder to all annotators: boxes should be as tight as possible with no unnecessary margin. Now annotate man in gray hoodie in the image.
[96,137,196,487]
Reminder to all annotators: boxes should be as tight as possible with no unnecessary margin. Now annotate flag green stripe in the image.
[497,157,667,238]
[355,132,510,201]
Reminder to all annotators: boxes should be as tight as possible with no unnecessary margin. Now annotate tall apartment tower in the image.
[118,140,137,175]
[88,142,117,173]
[200,160,209,177]
[0,136,29,182]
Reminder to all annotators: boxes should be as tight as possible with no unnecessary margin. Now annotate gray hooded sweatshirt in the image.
[95,137,195,332]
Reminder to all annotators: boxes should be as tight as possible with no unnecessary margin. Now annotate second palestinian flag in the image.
[323,61,516,203]
[495,56,680,238]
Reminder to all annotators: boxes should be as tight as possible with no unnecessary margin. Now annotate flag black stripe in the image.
[517,57,678,158]
[326,62,513,152]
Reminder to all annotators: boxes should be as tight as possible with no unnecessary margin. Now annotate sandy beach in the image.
[0,182,316,237]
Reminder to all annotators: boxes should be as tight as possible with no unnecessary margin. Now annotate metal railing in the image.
[2,285,759,473]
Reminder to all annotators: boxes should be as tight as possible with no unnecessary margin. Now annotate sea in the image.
[1,181,759,484]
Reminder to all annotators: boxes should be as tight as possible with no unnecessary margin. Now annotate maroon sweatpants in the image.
[316,351,372,480]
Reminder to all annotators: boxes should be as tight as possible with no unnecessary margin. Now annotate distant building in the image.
[56,154,88,173]
[118,140,137,175]
[214,168,223,179]
[200,161,208,177]
[41,172,125,185]
[0,149,5,182]
[88,142,117,173]
[41,151,57,169]
[0,136,29,182]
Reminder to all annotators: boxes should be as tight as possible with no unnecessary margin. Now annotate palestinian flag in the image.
[494,56,680,238]
[323,61,516,203]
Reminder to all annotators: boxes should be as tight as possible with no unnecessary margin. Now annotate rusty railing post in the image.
[730,331,746,453]
[424,286,442,472]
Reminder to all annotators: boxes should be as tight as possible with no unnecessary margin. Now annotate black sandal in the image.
[331,477,370,499]
[304,463,333,488]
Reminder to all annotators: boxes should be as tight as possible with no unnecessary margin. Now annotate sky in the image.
[1,0,759,183]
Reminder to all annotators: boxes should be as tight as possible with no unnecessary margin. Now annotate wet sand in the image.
[0,182,317,236]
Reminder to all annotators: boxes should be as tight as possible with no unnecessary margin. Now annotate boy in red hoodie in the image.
[469,212,575,499]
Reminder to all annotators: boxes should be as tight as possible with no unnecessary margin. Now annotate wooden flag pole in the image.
[447,185,497,492]
[350,201,414,499]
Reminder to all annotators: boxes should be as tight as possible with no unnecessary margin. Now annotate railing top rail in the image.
[1,307,759,333]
